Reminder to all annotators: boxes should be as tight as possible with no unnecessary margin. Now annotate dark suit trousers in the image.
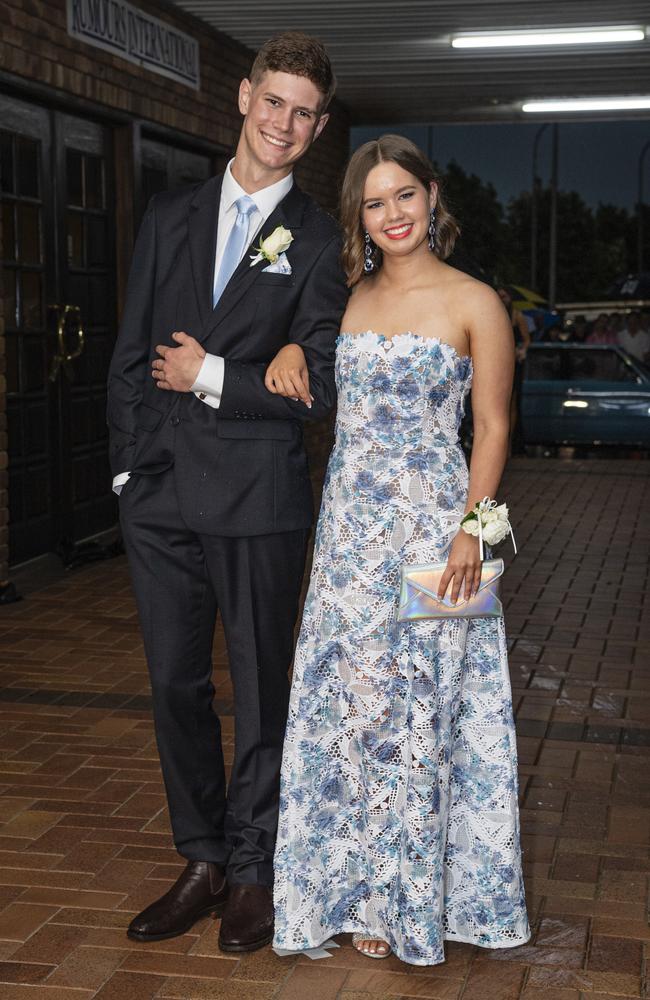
[119,468,309,886]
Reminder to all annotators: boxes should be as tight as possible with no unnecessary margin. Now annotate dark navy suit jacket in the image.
[107,175,349,536]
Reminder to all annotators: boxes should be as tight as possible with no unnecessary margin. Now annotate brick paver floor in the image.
[0,456,648,1000]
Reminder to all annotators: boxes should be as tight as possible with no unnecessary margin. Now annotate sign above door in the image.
[67,0,200,90]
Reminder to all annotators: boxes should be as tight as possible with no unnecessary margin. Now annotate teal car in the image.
[521,344,650,446]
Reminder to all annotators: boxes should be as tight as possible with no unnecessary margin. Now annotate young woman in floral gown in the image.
[265,135,529,965]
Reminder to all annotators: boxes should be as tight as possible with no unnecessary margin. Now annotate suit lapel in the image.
[187,175,223,332]
[200,182,309,342]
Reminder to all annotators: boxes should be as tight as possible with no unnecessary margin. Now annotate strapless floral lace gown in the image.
[273,332,529,966]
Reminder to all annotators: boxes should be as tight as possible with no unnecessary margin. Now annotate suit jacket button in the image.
[170,416,180,427]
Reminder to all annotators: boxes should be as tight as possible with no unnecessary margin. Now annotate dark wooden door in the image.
[0,94,116,564]
[56,113,116,552]
[140,134,216,207]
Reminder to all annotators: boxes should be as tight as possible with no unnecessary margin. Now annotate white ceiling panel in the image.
[171,0,650,122]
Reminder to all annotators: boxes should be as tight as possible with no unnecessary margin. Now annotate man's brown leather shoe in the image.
[127,861,228,941]
[218,884,274,952]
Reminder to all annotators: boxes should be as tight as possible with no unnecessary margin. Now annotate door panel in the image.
[0,94,117,563]
[57,112,116,545]
[1,99,220,565]
[0,95,54,562]
[140,136,215,206]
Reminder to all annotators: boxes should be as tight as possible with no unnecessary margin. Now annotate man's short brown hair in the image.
[249,32,336,110]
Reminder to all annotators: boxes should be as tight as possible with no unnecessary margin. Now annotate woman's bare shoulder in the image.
[442,268,504,322]
[443,266,498,303]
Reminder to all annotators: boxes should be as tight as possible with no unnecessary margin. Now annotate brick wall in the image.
[0,0,349,209]
[0,0,350,576]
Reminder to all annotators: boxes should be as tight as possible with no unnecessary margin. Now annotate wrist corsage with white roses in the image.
[461,497,517,560]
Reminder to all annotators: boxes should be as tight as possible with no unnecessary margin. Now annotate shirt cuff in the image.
[112,471,131,495]
[191,353,225,409]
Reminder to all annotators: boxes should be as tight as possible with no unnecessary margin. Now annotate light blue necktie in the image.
[212,195,257,309]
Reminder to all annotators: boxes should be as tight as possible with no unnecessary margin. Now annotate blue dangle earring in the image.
[364,231,376,273]
[428,208,437,252]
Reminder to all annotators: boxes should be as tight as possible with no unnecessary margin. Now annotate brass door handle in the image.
[49,304,85,381]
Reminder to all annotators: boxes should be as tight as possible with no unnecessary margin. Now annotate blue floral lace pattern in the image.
[273,333,530,966]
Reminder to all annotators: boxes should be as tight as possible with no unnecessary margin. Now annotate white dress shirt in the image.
[113,161,293,493]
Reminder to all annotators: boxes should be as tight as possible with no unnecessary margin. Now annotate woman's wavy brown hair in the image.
[340,134,460,287]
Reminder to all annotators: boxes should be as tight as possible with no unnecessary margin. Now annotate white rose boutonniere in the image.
[461,498,516,559]
[250,225,294,267]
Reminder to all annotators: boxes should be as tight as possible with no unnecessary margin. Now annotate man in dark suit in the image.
[107,32,348,952]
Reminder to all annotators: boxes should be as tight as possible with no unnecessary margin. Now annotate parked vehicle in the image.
[521,344,650,447]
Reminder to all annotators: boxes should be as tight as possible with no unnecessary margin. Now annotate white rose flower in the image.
[462,498,514,554]
[482,518,509,546]
[260,225,293,263]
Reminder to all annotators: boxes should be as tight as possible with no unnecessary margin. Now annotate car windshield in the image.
[527,348,640,382]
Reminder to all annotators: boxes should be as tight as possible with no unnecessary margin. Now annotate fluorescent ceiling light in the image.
[452,27,645,49]
[523,97,650,112]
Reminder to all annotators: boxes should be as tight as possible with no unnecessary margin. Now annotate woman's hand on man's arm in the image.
[265,344,312,407]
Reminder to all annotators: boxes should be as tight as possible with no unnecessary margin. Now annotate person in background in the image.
[496,286,531,455]
[586,313,615,345]
[569,314,588,343]
[618,310,650,362]
[542,323,563,343]
[531,311,547,342]
[607,312,624,339]
[640,309,650,337]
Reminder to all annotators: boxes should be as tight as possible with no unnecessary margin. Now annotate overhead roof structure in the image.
[171,0,650,123]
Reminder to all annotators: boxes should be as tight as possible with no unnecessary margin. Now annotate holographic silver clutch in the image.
[397,558,504,621]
